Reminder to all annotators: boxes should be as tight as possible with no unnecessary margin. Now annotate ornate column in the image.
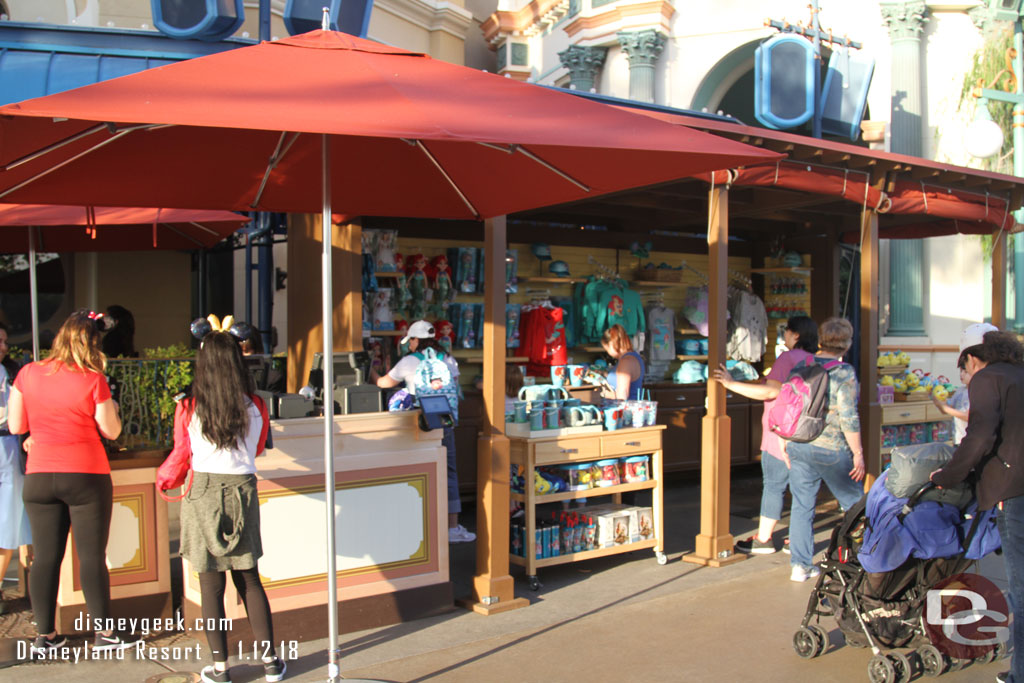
[616,30,666,103]
[558,45,608,92]
[881,2,928,337]
[880,1,928,157]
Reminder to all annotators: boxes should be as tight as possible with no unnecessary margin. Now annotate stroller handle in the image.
[897,481,936,523]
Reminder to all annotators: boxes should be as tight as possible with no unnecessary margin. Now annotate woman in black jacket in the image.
[932,328,1024,683]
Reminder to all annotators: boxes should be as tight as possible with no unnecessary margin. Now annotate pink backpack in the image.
[767,359,841,443]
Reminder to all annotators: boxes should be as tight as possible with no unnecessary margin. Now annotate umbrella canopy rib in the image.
[0,124,157,200]
[408,138,480,218]
[4,122,109,171]
[251,131,302,209]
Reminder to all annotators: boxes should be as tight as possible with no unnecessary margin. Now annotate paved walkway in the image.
[0,469,1011,682]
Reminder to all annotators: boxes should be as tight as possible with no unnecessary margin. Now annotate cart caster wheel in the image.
[995,640,1012,660]
[807,625,828,656]
[947,656,968,672]
[890,651,912,683]
[793,627,822,659]
[916,644,945,677]
[867,653,896,683]
[975,648,996,665]
[655,551,668,565]
[528,576,541,592]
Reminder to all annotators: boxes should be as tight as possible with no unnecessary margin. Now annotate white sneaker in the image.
[448,524,476,543]
[790,565,821,583]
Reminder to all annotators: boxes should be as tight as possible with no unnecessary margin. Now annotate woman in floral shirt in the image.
[784,317,866,582]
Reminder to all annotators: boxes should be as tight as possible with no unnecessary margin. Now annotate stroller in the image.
[792,448,1005,683]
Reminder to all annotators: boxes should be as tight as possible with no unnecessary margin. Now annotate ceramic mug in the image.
[579,405,601,425]
[529,409,544,431]
[513,400,528,423]
[544,405,560,429]
[567,364,586,387]
[564,406,587,427]
[550,365,567,387]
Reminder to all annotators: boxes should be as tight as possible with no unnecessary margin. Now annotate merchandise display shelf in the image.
[511,539,658,570]
[676,355,708,361]
[750,267,813,275]
[369,330,404,336]
[374,271,401,278]
[510,479,656,504]
[631,280,679,288]
[461,355,529,364]
[519,276,587,284]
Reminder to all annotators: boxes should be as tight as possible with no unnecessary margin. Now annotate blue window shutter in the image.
[888,240,925,336]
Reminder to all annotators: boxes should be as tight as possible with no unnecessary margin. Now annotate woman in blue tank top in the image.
[600,324,646,400]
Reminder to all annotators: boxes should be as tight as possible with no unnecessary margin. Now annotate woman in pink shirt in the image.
[710,316,818,555]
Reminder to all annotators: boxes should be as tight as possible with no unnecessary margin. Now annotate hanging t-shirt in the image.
[645,305,676,362]
[726,288,768,363]
[521,305,567,375]
[760,348,813,461]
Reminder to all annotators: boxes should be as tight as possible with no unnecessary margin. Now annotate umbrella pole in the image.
[28,226,39,361]
[321,133,341,682]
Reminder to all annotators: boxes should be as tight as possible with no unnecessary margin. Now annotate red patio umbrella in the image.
[0,203,249,358]
[0,204,249,252]
[0,26,780,676]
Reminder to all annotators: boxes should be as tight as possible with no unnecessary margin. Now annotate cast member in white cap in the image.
[373,321,475,543]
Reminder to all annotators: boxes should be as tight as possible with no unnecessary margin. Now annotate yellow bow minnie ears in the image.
[190,314,236,340]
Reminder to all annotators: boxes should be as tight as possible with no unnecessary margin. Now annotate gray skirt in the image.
[179,471,263,573]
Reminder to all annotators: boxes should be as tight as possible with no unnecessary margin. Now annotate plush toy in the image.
[932,385,949,401]
[893,377,908,392]
[904,372,920,389]
[879,375,894,386]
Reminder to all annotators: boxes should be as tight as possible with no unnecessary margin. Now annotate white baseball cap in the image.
[400,320,435,346]
[959,322,998,352]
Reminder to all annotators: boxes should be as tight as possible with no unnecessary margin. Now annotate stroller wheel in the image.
[995,640,1012,660]
[867,654,896,683]
[808,625,828,655]
[915,644,946,677]
[975,648,995,665]
[793,627,824,659]
[890,652,912,683]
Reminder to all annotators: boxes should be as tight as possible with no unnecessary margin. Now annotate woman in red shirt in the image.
[8,310,135,654]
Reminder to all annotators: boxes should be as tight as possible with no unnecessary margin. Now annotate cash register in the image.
[306,351,384,415]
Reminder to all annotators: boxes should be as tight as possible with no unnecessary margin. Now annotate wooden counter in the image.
[181,410,452,641]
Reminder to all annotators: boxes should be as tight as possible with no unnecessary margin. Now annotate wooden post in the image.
[683,185,744,567]
[466,215,528,615]
[992,225,1008,330]
[286,215,361,393]
[859,205,881,488]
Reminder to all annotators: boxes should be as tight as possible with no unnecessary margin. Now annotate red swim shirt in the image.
[14,361,112,474]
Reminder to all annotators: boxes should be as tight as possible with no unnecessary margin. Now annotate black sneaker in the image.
[201,666,232,683]
[264,656,287,682]
[92,630,140,651]
[30,634,67,657]
[736,535,776,554]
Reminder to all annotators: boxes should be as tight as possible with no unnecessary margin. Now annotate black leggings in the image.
[22,472,113,634]
[198,568,275,662]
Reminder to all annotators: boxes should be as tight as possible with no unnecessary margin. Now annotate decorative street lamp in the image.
[967,0,1024,328]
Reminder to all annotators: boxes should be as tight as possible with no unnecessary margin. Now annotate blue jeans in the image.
[443,427,461,514]
[760,451,790,521]
[787,441,864,570]
[997,496,1024,683]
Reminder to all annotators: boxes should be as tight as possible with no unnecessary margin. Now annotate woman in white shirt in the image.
[171,332,285,683]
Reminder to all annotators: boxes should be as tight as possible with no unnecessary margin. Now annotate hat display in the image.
[400,319,436,346]
[530,243,552,260]
[548,260,570,277]
[959,322,998,352]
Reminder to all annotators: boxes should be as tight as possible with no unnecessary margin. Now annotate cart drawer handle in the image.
[624,441,641,447]
[899,411,911,418]
[674,396,687,402]
[560,448,578,454]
